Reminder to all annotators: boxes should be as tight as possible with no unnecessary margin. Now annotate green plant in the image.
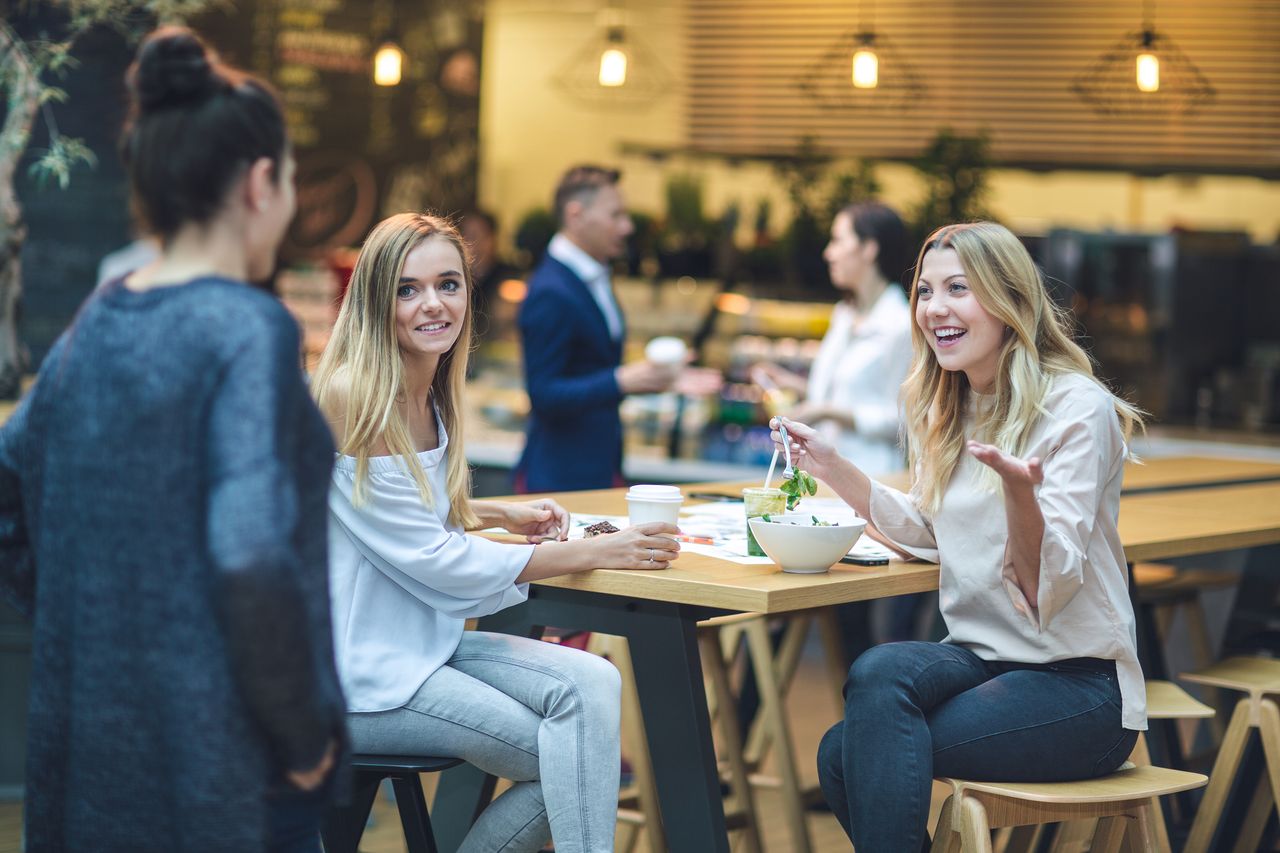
[823,158,881,224]
[911,128,994,240]
[513,207,557,268]
[1,1,217,398]
[662,172,714,249]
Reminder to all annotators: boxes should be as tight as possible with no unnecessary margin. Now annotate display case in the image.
[1042,229,1278,431]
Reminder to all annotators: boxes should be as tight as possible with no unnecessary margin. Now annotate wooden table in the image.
[434,476,1280,853]
[875,454,1280,495]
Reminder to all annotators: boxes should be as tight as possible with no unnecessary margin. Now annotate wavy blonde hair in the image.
[902,222,1144,511]
[312,212,478,529]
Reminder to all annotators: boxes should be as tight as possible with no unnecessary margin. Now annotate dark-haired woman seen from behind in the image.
[0,27,345,853]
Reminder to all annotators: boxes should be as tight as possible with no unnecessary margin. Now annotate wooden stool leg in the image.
[1232,770,1275,853]
[1184,698,1255,853]
[1184,601,1224,745]
[1258,697,1280,820]
[1002,824,1045,853]
[744,619,812,853]
[1127,799,1162,853]
[1092,815,1129,853]
[1048,819,1098,853]
[930,795,957,853]
[959,796,993,853]
[1125,733,1172,853]
[698,631,762,853]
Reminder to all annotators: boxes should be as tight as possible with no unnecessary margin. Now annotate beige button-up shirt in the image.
[869,372,1146,730]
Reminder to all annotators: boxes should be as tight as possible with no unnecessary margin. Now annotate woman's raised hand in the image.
[506,499,571,543]
[967,441,1044,493]
[586,522,681,570]
[769,416,841,482]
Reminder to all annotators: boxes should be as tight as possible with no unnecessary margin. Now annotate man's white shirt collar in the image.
[548,233,608,285]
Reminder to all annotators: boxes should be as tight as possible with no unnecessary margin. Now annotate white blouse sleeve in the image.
[1003,383,1123,631]
[868,478,939,562]
[330,475,532,619]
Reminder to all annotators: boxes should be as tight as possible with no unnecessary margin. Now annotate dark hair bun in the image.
[130,26,220,111]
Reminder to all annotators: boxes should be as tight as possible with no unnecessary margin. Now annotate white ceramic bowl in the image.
[748,512,867,573]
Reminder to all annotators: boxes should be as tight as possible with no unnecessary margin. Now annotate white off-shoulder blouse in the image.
[869,372,1146,730]
[327,415,534,712]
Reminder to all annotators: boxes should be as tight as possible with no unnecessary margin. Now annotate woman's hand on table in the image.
[521,522,681,581]
[504,499,571,542]
[586,523,681,570]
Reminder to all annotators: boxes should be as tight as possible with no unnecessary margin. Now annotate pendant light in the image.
[1073,0,1214,115]
[373,42,404,87]
[797,0,923,111]
[553,2,672,109]
[598,27,628,88]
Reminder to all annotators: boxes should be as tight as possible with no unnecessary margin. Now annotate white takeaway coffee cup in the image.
[625,484,683,528]
[644,336,687,367]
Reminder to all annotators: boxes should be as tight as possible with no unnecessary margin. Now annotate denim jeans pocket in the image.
[1090,728,1139,777]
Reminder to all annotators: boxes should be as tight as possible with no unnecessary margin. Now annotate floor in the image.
[0,625,948,852]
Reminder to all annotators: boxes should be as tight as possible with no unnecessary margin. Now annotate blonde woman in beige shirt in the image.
[774,222,1146,853]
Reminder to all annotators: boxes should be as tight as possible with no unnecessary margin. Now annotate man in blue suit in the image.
[517,165,679,492]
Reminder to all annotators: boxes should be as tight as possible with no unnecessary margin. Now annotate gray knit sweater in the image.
[0,277,347,852]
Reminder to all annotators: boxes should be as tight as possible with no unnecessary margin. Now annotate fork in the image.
[778,422,795,481]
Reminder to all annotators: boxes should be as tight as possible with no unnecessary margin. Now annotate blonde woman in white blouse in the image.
[311,213,680,853]
[774,222,1146,853]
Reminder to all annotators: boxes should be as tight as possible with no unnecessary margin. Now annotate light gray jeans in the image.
[347,631,622,853]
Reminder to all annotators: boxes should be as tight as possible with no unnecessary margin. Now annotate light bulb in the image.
[1136,52,1159,93]
[599,47,627,87]
[852,48,878,89]
[374,43,403,87]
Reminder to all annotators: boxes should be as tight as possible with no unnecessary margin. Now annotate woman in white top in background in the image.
[752,202,913,476]
[311,212,680,853]
[776,222,1146,853]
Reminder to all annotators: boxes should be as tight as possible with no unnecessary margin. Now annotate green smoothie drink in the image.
[743,487,786,556]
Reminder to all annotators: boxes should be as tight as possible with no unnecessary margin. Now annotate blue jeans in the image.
[347,631,621,853]
[816,642,1138,853]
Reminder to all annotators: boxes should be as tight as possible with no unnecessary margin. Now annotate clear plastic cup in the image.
[742,487,786,556]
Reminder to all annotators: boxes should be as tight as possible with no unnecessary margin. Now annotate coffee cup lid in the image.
[626,484,683,502]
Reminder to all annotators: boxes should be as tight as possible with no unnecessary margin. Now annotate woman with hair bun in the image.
[779,222,1146,852]
[0,26,345,853]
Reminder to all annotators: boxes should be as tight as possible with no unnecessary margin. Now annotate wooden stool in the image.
[1026,681,1215,853]
[931,763,1207,853]
[1134,564,1240,746]
[1180,656,1280,853]
[322,754,463,853]
[702,608,847,853]
[587,631,762,853]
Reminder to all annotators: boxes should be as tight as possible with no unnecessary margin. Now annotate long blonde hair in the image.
[902,222,1144,511]
[312,212,478,529]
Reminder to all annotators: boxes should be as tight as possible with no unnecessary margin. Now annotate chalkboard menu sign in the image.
[194,0,484,259]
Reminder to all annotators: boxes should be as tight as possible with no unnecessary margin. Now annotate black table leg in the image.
[433,587,731,853]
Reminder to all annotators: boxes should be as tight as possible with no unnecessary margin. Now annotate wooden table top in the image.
[481,472,1280,615]
[874,455,1280,494]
